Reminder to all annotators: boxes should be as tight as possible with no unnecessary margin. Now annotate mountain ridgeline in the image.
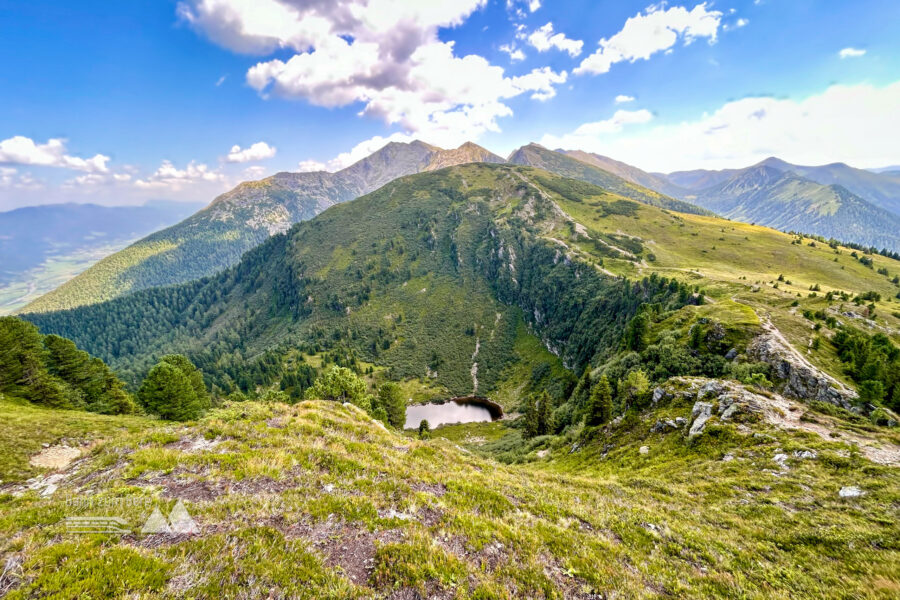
[22,141,505,314]
[661,159,900,251]
[508,143,709,215]
[26,165,701,400]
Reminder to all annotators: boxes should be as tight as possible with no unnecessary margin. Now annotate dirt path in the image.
[761,394,900,465]
[29,445,82,470]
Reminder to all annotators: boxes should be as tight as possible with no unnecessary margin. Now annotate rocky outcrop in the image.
[689,402,713,437]
[747,320,856,408]
[659,377,767,437]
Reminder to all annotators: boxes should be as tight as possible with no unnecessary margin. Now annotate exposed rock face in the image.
[689,402,713,437]
[747,320,856,408]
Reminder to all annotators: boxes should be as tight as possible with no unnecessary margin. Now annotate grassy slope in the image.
[1,399,896,599]
[0,394,154,483]
[508,144,711,216]
[539,180,900,379]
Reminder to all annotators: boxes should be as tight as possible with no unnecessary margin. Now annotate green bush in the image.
[137,354,208,421]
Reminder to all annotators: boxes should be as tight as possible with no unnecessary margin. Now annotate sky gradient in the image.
[1,0,899,209]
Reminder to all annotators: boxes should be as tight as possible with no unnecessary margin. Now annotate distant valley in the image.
[0,201,203,314]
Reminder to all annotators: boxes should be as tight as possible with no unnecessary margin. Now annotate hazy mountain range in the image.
[21,141,694,313]
[16,141,900,314]
[550,150,900,251]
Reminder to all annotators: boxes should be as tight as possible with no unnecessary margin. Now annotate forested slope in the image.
[25,164,900,415]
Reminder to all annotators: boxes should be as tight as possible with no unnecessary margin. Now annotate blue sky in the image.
[1,0,899,209]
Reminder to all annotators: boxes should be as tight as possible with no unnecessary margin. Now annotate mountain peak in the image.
[754,156,793,170]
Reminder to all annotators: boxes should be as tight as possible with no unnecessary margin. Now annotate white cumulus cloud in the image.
[297,159,328,172]
[178,0,566,145]
[575,3,722,75]
[0,136,110,173]
[839,47,866,58]
[541,81,900,172]
[615,94,635,103]
[226,141,277,162]
[135,160,224,190]
[0,167,42,191]
[499,43,525,62]
[527,22,583,57]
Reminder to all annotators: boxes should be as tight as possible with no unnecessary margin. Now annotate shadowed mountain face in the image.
[559,149,687,198]
[23,141,505,313]
[690,165,900,250]
[667,157,900,217]
[755,157,900,216]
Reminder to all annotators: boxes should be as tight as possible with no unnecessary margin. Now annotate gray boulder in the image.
[689,402,713,437]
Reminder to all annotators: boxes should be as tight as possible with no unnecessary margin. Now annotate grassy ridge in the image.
[1,399,897,598]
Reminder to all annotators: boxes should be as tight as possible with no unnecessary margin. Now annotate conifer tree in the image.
[586,375,613,426]
[378,382,406,429]
[536,391,553,435]
[138,355,206,421]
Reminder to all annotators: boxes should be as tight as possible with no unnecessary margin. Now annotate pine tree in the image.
[623,312,649,352]
[534,391,552,435]
[159,354,211,410]
[378,382,406,429]
[586,375,613,426]
[138,361,203,421]
[570,369,592,409]
[619,369,650,408]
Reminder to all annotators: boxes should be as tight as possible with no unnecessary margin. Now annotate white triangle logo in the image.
[140,507,172,534]
[168,500,200,534]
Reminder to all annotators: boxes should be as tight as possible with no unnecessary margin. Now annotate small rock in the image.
[639,446,649,455]
[674,417,688,427]
[698,381,724,400]
[793,450,817,460]
[42,443,50,448]
[721,403,740,421]
[322,484,335,493]
[536,449,549,458]
[724,348,738,360]
[569,442,581,454]
[773,453,790,470]
[839,486,865,498]
[722,454,734,462]
[651,387,668,404]
[689,401,713,437]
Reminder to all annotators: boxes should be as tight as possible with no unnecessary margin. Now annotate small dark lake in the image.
[404,397,502,429]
